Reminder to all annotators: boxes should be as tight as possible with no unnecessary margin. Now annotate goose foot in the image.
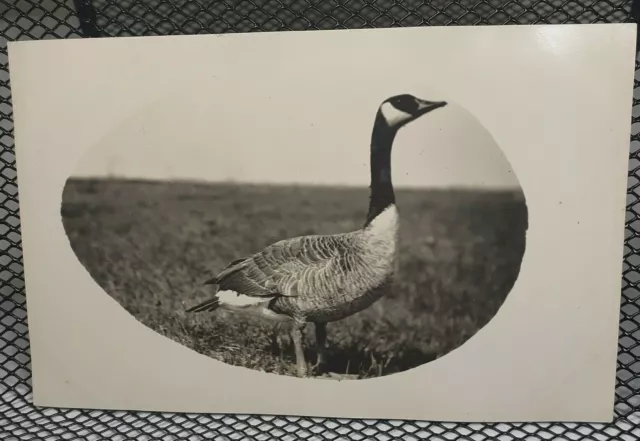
[291,318,308,378]
[310,358,323,375]
[270,332,285,361]
[312,322,328,375]
[271,321,292,361]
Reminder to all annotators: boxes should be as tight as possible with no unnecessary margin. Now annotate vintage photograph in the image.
[61,92,527,379]
[11,25,633,420]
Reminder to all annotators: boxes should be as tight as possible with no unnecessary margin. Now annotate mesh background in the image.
[0,0,638,439]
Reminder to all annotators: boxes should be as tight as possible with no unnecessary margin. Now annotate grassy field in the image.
[61,178,527,379]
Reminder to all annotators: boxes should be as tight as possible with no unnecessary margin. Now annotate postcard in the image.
[8,24,635,421]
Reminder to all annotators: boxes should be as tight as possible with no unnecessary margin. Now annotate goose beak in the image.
[415,99,447,115]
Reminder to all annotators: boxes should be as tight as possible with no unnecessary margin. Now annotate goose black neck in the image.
[365,113,397,227]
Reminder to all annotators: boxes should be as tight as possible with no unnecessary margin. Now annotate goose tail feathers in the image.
[185,298,220,313]
[185,284,221,313]
[186,289,289,323]
[186,297,220,313]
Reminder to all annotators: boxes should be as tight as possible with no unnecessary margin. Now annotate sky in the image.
[71,86,521,191]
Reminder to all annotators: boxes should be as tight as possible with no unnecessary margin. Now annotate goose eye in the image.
[393,97,416,113]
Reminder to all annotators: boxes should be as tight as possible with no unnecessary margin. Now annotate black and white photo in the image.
[8,25,634,421]
[61,93,527,379]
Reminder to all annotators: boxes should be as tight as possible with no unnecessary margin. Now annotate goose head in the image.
[379,94,447,130]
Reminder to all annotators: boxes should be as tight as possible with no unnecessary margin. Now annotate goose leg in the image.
[291,319,308,377]
[313,322,328,373]
[271,328,284,361]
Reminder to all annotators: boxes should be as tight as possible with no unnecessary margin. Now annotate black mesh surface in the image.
[1,0,639,439]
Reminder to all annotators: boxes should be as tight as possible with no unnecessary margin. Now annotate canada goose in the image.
[186,94,448,377]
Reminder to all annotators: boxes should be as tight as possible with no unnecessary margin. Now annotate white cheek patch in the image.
[380,102,412,127]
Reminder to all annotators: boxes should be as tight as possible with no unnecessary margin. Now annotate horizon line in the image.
[67,175,523,193]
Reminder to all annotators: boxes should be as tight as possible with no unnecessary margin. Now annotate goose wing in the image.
[207,233,355,299]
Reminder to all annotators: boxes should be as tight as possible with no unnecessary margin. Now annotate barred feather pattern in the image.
[211,205,400,323]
